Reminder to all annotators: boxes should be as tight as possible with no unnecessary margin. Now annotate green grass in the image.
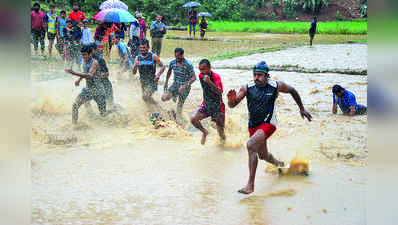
[208,46,291,62]
[207,21,367,35]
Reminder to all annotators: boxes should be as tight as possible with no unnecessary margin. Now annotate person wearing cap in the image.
[309,16,317,47]
[68,2,85,24]
[31,2,46,56]
[227,61,312,194]
[190,59,226,145]
[81,19,92,46]
[44,5,57,58]
[150,14,167,56]
[332,84,367,116]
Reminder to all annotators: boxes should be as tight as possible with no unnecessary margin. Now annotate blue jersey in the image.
[333,89,357,113]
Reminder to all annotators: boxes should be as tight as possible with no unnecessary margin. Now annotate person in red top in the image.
[31,2,46,56]
[190,59,226,145]
[68,3,85,24]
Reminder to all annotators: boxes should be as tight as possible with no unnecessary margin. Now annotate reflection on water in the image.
[32,33,367,225]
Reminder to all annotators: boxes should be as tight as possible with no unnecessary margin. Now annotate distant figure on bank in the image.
[190,59,226,145]
[188,7,198,38]
[31,2,46,56]
[44,5,57,58]
[309,16,317,47]
[227,61,312,194]
[150,15,167,56]
[199,16,208,38]
[332,84,367,116]
[162,48,196,116]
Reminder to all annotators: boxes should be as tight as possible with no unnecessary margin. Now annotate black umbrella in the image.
[198,12,212,17]
[183,1,201,7]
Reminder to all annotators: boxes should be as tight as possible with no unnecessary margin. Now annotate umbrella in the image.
[183,1,200,7]
[100,0,128,10]
[198,12,212,17]
[93,8,137,22]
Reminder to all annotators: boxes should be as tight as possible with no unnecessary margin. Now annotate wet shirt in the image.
[117,41,130,60]
[68,11,85,22]
[93,54,109,81]
[57,17,67,37]
[31,10,46,31]
[246,79,278,128]
[44,12,57,34]
[309,20,317,34]
[130,21,140,38]
[168,58,194,85]
[82,58,105,96]
[150,21,167,38]
[81,27,92,45]
[199,72,225,116]
[137,52,156,81]
[333,89,357,113]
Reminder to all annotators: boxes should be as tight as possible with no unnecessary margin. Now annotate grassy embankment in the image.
[206,21,367,35]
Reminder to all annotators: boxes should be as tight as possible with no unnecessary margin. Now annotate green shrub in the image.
[283,0,297,19]
[336,10,344,21]
[299,0,328,14]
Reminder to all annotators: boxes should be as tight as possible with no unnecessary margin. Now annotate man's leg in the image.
[48,38,54,58]
[158,38,163,56]
[32,31,39,55]
[258,140,284,166]
[93,95,107,117]
[238,129,266,194]
[309,35,314,46]
[39,30,45,56]
[72,96,85,124]
[190,107,210,145]
[193,23,196,38]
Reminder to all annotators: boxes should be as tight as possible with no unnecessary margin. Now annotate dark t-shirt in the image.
[188,10,198,24]
[309,20,317,34]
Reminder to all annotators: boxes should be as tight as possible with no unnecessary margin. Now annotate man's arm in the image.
[133,56,139,75]
[65,61,98,79]
[332,104,337,114]
[278,81,312,121]
[203,75,222,95]
[164,67,172,90]
[153,55,166,82]
[227,85,247,108]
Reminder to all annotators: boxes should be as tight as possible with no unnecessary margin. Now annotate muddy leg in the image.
[190,109,209,145]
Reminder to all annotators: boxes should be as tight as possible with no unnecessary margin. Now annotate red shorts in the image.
[248,123,276,140]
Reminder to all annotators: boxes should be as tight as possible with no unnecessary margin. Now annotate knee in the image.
[246,139,257,153]
[189,115,197,124]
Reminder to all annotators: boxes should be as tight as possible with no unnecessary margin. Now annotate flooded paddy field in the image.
[32,31,367,225]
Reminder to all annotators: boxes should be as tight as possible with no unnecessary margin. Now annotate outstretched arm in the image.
[65,61,98,79]
[154,55,166,82]
[278,81,312,121]
[227,85,247,108]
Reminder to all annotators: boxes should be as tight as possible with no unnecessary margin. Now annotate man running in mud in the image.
[133,39,166,105]
[65,45,107,124]
[227,61,312,194]
[190,59,226,145]
[162,48,196,117]
[113,35,134,76]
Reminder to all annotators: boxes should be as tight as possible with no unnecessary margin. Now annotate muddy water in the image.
[32,39,367,224]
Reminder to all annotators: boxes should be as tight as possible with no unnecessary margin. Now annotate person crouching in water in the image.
[65,45,107,124]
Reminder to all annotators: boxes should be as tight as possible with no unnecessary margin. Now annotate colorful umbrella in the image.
[198,12,212,17]
[183,1,201,7]
[100,0,128,10]
[93,8,137,22]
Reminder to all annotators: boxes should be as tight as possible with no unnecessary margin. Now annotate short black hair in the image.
[332,84,343,93]
[90,42,97,50]
[60,10,66,14]
[199,59,211,67]
[73,2,79,6]
[140,39,150,47]
[81,45,92,54]
[33,2,40,8]
[314,16,318,20]
[174,48,184,55]
[50,5,55,8]
[66,19,72,24]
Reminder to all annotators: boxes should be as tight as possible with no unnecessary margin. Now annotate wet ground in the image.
[32,32,367,224]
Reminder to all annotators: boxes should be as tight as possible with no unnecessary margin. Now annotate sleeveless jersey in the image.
[137,52,156,81]
[82,58,104,96]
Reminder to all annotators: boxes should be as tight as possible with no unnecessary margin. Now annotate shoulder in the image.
[169,59,176,65]
[184,59,193,67]
[267,79,278,88]
[212,72,221,79]
[247,80,256,88]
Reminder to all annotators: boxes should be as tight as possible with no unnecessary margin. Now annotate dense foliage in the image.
[34,0,335,25]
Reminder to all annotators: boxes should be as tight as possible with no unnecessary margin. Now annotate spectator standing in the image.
[150,15,167,57]
[56,10,67,57]
[31,2,46,56]
[188,7,198,38]
[68,2,85,24]
[45,5,57,58]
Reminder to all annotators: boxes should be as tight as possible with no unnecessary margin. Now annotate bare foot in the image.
[201,130,208,145]
[238,184,254,194]
[274,159,285,167]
